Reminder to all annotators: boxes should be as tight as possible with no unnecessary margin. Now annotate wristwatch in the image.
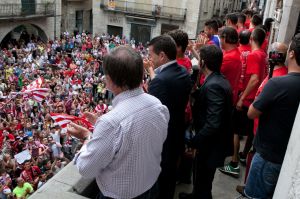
[82,133,92,141]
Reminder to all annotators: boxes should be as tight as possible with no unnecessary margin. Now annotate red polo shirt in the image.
[177,57,192,73]
[221,48,242,105]
[238,44,252,91]
[242,49,267,107]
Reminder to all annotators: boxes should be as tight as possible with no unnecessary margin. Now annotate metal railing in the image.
[0,2,55,18]
[101,0,187,21]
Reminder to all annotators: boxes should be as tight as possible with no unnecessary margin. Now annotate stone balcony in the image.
[100,0,187,22]
[29,162,98,199]
[0,2,55,21]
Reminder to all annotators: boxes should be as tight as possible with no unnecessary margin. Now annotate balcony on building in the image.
[100,0,187,22]
[0,1,55,21]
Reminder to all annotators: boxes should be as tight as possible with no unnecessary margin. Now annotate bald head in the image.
[270,42,288,55]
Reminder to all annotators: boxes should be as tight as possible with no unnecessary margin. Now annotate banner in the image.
[108,0,116,10]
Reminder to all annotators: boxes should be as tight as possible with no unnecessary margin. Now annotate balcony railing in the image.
[0,3,55,19]
[101,0,187,21]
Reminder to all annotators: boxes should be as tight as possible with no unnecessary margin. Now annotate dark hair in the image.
[167,29,189,53]
[226,13,238,25]
[242,9,253,17]
[264,18,274,32]
[239,29,252,45]
[251,28,266,46]
[199,45,223,72]
[238,13,246,24]
[148,35,177,60]
[214,19,223,28]
[289,33,300,66]
[251,14,263,27]
[220,27,239,44]
[204,19,219,32]
[103,46,143,90]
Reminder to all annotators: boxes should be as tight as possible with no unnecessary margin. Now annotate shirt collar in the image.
[154,60,177,74]
[112,87,144,107]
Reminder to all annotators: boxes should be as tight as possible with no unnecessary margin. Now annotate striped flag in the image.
[23,88,50,102]
[22,77,44,92]
[50,113,94,130]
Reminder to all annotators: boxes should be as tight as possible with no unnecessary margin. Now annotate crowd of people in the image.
[0,30,145,198]
[0,7,299,199]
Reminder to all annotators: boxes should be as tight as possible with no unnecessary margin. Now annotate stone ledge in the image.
[29,162,96,199]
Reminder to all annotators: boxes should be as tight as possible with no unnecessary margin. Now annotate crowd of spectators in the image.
[0,31,148,198]
[0,6,299,199]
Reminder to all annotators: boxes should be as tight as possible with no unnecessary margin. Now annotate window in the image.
[76,10,83,33]
[161,24,179,35]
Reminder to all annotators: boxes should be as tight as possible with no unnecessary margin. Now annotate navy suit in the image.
[148,61,192,199]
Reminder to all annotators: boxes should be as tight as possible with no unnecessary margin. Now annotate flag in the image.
[22,77,44,92]
[23,88,50,102]
[50,113,94,130]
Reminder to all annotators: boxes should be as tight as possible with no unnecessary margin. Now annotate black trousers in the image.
[192,156,217,199]
[158,140,182,199]
[96,181,159,199]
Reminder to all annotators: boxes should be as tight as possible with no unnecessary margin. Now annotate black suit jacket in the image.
[148,62,192,156]
[192,72,233,168]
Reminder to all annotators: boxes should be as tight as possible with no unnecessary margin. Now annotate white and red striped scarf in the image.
[22,88,50,102]
[95,104,107,113]
[50,113,94,130]
[22,77,44,92]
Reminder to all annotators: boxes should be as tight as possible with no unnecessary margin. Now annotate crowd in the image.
[0,31,147,198]
[0,7,299,199]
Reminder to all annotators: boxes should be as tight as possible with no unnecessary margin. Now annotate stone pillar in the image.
[277,0,300,44]
[273,104,300,199]
[263,0,271,19]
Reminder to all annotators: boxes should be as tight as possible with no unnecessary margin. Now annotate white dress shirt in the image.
[74,88,169,198]
[154,60,177,75]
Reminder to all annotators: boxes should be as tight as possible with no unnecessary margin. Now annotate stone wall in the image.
[92,0,200,40]
[0,17,58,43]
[61,0,92,33]
[277,0,300,44]
[0,0,62,42]
[273,104,300,199]
[29,162,94,199]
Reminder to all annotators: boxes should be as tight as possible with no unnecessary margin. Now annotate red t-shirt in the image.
[242,49,267,107]
[221,48,242,105]
[238,44,252,91]
[253,66,288,135]
[237,27,246,34]
[177,57,192,123]
[177,57,192,73]
[245,19,251,29]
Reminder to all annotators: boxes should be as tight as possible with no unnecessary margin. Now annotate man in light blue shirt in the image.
[68,46,169,199]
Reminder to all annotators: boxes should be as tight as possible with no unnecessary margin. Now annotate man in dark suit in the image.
[146,35,192,199]
[180,45,233,199]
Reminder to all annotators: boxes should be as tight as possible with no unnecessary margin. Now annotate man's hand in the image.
[84,112,99,125]
[143,58,154,70]
[67,122,90,140]
[236,98,244,111]
[26,188,31,193]
[186,40,195,51]
[195,33,209,50]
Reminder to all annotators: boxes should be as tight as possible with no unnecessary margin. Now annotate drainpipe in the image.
[195,0,204,37]
[54,0,57,39]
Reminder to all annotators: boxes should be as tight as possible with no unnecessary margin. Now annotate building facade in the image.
[264,0,300,45]
[61,0,93,34]
[0,0,61,45]
[90,0,243,44]
[92,0,197,44]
